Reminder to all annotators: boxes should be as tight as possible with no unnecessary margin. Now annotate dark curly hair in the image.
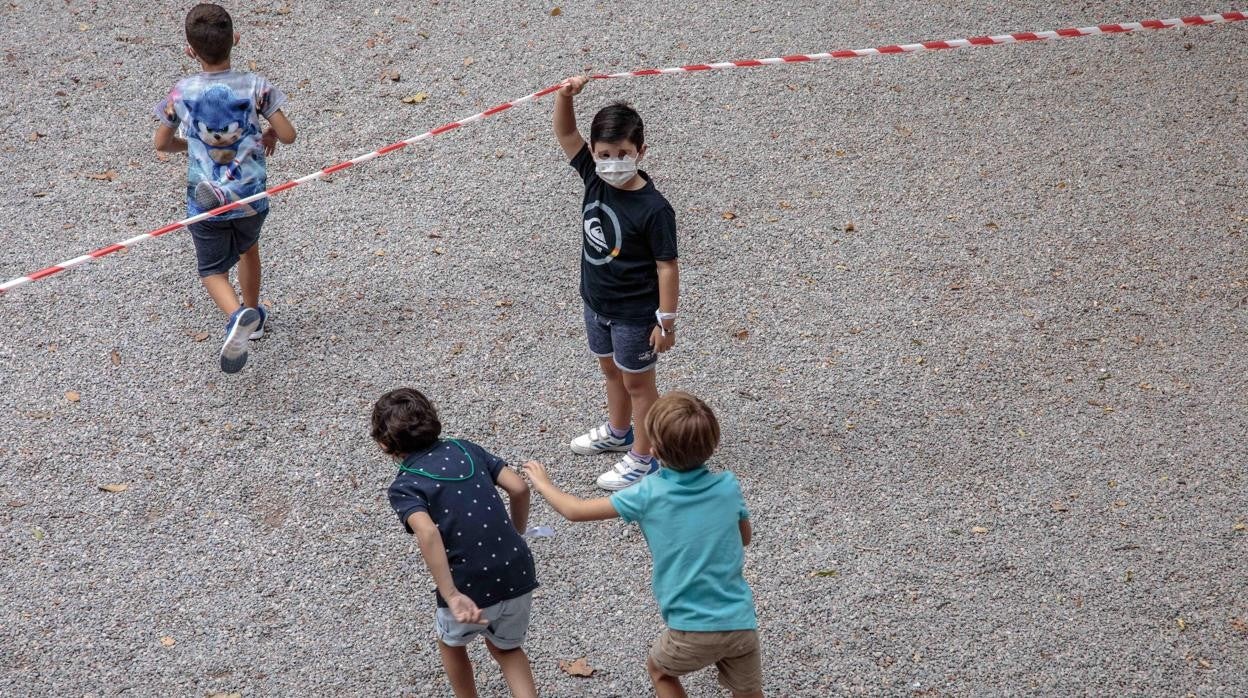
[371,388,442,456]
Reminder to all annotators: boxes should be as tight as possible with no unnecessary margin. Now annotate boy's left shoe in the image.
[219,307,261,374]
[596,452,659,491]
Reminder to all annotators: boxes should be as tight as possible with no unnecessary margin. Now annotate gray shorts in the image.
[435,591,532,650]
[584,304,658,373]
[187,209,267,277]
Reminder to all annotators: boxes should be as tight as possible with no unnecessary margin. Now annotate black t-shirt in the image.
[388,439,539,608]
[571,144,678,323]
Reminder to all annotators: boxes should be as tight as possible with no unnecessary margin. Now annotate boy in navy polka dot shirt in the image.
[375,388,539,698]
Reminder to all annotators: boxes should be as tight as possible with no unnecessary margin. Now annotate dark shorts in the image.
[584,304,658,373]
[188,209,267,277]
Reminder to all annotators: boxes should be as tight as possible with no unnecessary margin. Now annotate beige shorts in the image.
[648,628,762,694]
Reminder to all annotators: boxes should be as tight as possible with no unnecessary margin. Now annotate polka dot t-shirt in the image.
[388,439,538,609]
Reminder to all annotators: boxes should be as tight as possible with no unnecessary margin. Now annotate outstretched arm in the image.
[408,511,486,625]
[523,460,618,522]
[553,76,588,160]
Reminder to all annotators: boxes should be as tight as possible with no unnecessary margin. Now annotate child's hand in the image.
[650,326,676,354]
[559,75,589,98]
[447,592,487,625]
[261,128,279,156]
[522,460,552,487]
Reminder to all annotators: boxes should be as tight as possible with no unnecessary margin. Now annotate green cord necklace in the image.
[397,439,476,481]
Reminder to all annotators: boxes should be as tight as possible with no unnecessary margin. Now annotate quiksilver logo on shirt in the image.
[582,200,622,266]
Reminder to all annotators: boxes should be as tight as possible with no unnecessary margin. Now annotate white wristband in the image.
[656,310,677,336]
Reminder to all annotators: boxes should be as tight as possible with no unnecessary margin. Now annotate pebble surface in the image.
[1,2,1246,695]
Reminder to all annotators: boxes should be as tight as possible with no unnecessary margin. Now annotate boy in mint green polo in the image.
[524,392,762,697]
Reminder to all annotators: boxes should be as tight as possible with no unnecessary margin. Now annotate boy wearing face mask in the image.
[553,76,680,491]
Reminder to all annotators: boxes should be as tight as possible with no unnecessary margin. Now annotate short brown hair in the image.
[644,391,720,471]
[371,388,442,456]
[185,3,233,64]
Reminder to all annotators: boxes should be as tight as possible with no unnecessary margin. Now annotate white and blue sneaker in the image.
[570,423,634,455]
[248,305,268,340]
[596,452,659,491]
[219,307,261,374]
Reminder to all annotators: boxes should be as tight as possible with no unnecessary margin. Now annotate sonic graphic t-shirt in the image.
[570,144,678,323]
[154,70,286,220]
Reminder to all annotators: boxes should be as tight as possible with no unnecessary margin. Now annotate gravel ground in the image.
[2,1,1246,696]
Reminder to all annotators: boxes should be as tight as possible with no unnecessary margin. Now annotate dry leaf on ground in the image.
[401,92,428,104]
[86,170,118,181]
[192,331,210,342]
[733,329,749,340]
[721,211,736,220]
[558,657,594,677]
[110,349,121,366]
[65,391,80,402]
[550,7,562,16]
[160,636,176,647]
[971,526,989,534]
[99,483,128,493]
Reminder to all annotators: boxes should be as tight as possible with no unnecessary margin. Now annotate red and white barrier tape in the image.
[2,11,1243,294]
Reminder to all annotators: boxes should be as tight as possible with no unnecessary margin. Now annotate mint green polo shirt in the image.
[610,466,756,632]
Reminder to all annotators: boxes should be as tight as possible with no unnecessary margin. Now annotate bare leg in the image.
[237,243,261,309]
[622,368,659,456]
[200,273,241,316]
[647,656,687,698]
[598,357,632,431]
[438,640,478,698]
[485,639,537,698]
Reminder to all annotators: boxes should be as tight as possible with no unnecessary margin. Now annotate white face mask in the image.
[595,154,638,188]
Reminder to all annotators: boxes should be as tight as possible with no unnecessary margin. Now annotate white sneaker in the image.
[596,452,659,491]
[569,422,634,456]
[219,307,261,374]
